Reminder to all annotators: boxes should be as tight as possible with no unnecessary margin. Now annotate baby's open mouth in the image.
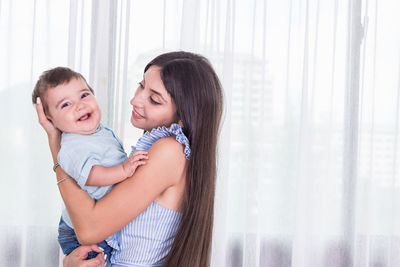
[78,113,91,121]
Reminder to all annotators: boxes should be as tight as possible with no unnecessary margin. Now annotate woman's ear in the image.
[178,120,184,128]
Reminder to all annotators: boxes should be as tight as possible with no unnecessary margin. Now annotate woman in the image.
[36,51,223,266]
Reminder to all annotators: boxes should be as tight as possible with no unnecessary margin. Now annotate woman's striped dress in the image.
[106,123,190,266]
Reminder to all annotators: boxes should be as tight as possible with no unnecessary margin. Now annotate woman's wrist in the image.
[48,134,61,148]
[55,166,74,185]
[57,176,71,185]
[48,135,61,163]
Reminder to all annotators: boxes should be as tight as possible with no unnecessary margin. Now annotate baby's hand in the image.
[122,150,148,177]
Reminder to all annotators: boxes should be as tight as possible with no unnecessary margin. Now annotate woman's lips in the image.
[132,109,144,119]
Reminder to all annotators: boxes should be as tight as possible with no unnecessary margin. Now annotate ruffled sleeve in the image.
[131,123,191,159]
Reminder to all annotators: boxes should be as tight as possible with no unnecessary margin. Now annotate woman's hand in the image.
[35,97,61,162]
[63,245,106,267]
[35,97,60,138]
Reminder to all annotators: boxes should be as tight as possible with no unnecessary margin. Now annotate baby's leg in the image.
[87,240,112,262]
[57,217,80,255]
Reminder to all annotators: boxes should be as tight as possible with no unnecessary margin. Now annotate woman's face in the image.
[130,65,179,132]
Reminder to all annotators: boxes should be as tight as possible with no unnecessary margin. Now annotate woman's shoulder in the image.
[136,136,187,188]
[134,123,191,159]
[148,136,187,163]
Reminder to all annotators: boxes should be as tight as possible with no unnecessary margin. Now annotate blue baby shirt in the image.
[58,123,127,228]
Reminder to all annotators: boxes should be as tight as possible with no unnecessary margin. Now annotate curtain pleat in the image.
[1,0,72,265]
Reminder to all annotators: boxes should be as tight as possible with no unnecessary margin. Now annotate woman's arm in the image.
[57,138,186,244]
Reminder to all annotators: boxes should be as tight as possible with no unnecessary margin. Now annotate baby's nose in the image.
[76,102,85,111]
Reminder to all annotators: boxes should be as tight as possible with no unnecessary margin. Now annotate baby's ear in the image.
[46,115,53,123]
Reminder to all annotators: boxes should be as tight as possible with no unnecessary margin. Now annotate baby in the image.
[32,67,147,261]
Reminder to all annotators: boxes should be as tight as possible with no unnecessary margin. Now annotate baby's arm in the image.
[85,151,148,186]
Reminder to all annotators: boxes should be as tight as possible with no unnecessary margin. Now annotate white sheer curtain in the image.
[1,1,69,266]
[1,0,399,266]
[0,0,117,265]
[122,0,400,266]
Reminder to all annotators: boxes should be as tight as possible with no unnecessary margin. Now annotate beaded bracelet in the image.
[53,162,60,172]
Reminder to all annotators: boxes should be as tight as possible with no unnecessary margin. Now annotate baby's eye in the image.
[61,102,71,109]
[81,92,90,98]
[138,82,144,89]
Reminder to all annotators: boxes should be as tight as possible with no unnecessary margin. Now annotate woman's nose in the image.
[131,88,144,106]
[130,96,135,105]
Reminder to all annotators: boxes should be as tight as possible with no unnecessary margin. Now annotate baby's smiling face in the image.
[45,77,101,134]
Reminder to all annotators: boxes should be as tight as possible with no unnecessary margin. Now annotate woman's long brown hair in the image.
[144,51,223,266]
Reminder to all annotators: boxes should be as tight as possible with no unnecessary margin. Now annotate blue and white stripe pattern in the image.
[131,123,191,160]
[107,202,182,266]
[105,124,190,266]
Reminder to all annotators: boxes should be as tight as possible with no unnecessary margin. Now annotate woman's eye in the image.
[138,82,144,89]
[61,102,70,109]
[81,92,90,98]
[150,97,160,105]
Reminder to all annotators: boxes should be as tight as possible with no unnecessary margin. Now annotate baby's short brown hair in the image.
[32,67,94,115]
